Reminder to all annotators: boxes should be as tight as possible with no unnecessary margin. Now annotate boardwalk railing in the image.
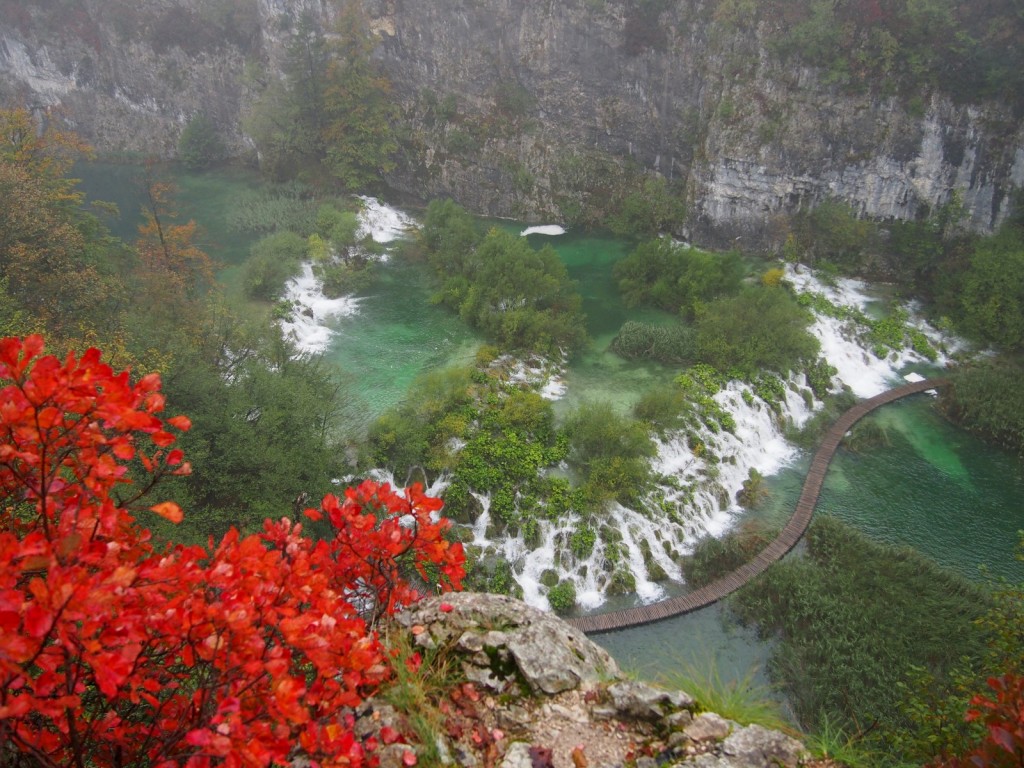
[567,378,948,635]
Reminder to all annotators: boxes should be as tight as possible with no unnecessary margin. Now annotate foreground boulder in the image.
[356,592,809,768]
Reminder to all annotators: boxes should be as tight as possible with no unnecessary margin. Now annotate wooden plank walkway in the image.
[568,378,948,635]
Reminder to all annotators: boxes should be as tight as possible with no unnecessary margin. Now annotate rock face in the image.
[382,592,807,768]
[1,0,1022,244]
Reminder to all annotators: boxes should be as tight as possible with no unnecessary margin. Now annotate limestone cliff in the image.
[2,0,1021,245]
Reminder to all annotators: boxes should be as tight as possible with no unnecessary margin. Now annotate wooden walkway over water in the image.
[568,377,948,635]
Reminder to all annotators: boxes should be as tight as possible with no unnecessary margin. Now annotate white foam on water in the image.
[362,261,957,613]
[279,263,360,354]
[500,355,567,401]
[278,198,419,353]
[520,225,566,236]
[356,195,417,243]
[784,263,949,398]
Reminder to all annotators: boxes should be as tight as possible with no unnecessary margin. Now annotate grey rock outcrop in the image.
[382,592,807,768]
[396,591,619,695]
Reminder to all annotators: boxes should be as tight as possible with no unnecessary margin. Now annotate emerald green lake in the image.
[73,164,1023,681]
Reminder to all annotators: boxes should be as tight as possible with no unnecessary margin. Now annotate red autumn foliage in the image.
[931,674,1024,768]
[0,335,464,768]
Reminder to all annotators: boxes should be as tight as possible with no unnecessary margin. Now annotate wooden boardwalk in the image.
[568,377,948,635]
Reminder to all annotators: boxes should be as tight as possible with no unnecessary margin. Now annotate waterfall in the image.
[278,196,414,354]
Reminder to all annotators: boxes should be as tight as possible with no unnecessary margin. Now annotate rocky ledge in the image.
[357,592,808,768]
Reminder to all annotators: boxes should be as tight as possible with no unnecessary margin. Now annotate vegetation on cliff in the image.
[244,1,397,190]
[754,0,1024,109]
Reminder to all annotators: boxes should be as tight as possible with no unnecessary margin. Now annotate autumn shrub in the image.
[0,335,464,768]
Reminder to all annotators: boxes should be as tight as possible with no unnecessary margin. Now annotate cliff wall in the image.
[2,0,1021,245]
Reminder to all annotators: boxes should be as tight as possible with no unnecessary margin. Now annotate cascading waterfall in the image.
[300,201,953,611]
[279,196,412,353]
[279,263,361,354]
[473,262,948,611]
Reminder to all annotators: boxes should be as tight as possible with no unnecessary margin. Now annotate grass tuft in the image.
[654,661,792,734]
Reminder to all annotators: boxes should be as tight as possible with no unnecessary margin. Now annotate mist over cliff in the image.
[2,0,1021,245]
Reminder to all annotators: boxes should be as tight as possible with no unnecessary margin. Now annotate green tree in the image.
[244,231,307,300]
[161,342,350,540]
[321,0,399,189]
[791,199,876,270]
[421,198,481,279]
[0,108,129,353]
[607,176,686,238]
[178,114,226,170]
[959,231,1024,350]
[614,237,744,319]
[244,11,331,181]
[695,284,819,376]
[458,229,587,355]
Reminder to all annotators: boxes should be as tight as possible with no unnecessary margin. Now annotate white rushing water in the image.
[784,263,950,397]
[356,195,417,244]
[278,263,361,354]
[520,225,566,237]
[279,197,415,354]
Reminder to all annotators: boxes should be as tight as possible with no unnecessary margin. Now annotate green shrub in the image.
[654,663,790,733]
[565,402,656,507]
[941,360,1024,455]
[226,183,317,235]
[681,522,775,588]
[243,231,307,300]
[613,237,744,319]
[610,320,696,363]
[569,524,597,559]
[607,176,686,238]
[732,516,991,752]
[178,114,226,170]
[547,579,577,613]
[695,285,819,376]
[633,384,689,434]
[426,220,587,356]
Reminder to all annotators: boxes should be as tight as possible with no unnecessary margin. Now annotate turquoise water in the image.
[519,228,682,417]
[594,391,1024,685]
[320,259,481,434]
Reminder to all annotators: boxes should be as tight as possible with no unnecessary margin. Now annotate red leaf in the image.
[988,725,1019,753]
[24,602,53,638]
[167,415,192,431]
[150,501,183,524]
